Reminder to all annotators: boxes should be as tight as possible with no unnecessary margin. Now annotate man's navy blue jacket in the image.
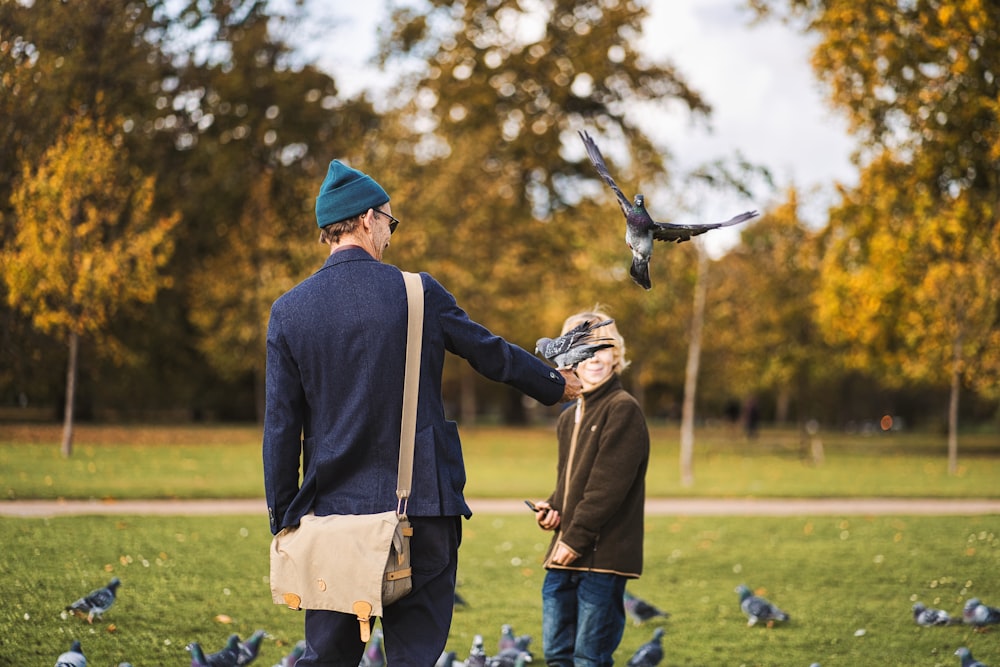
[263,247,566,535]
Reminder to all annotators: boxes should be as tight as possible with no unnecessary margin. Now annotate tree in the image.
[816,154,1000,472]
[707,187,829,423]
[752,0,1000,467]
[2,116,180,456]
[187,169,321,421]
[375,0,710,419]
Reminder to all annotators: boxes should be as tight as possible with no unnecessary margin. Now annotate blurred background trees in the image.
[1,0,998,448]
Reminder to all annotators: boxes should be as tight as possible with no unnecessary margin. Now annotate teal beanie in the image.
[315,160,390,228]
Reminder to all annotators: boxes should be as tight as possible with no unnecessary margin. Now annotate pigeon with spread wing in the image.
[536,317,614,370]
[579,130,758,289]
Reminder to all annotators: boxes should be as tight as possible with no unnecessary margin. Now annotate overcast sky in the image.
[301,0,858,255]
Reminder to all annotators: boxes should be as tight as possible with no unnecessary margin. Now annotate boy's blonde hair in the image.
[561,306,629,374]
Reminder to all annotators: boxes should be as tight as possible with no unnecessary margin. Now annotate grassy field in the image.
[1,422,998,500]
[2,513,997,666]
[1,422,998,665]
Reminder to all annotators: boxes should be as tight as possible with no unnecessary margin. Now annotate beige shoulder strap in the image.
[397,271,423,515]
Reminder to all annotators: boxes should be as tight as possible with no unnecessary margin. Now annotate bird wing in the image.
[651,210,758,243]
[579,131,632,218]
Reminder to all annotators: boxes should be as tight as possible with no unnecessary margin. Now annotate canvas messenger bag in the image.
[269,271,424,642]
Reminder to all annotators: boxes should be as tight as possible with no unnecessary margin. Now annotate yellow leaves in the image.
[937,4,954,26]
[1,114,180,341]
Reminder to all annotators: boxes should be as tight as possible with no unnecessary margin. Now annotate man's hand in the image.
[558,369,582,402]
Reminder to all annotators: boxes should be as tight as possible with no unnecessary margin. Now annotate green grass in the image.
[1,423,998,500]
[2,513,997,666]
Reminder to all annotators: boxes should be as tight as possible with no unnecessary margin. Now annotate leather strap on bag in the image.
[397,271,423,517]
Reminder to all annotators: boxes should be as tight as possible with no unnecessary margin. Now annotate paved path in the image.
[2,497,999,518]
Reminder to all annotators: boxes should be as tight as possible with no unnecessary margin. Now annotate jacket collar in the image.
[582,373,623,402]
[320,245,377,271]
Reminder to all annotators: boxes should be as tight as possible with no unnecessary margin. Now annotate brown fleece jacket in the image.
[544,373,650,577]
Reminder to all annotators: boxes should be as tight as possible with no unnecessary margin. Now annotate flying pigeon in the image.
[66,576,121,624]
[238,630,267,665]
[360,628,385,667]
[273,640,305,667]
[964,598,1000,629]
[624,590,670,626]
[735,584,789,627]
[55,639,87,667]
[535,317,615,369]
[912,601,958,626]
[188,634,242,667]
[579,130,758,289]
[955,646,990,667]
[626,627,664,667]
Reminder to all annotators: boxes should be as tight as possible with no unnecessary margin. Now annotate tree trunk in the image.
[680,247,708,487]
[775,387,790,425]
[61,330,79,458]
[947,336,961,475]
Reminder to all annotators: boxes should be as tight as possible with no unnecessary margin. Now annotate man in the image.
[263,159,581,667]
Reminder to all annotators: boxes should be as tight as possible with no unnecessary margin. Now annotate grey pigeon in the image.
[189,634,242,667]
[624,590,670,626]
[736,584,789,627]
[535,317,615,369]
[579,130,758,289]
[66,576,121,623]
[498,625,516,652]
[626,627,664,667]
[912,601,958,626]
[359,628,385,667]
[273,640,305,667]
[55,640,87,667]
[434,650,458,667]
[486,651,532,667]
[238,630,267,664]
[964,598,1000,629]
[955,647,990,667]
[465,634,487,667]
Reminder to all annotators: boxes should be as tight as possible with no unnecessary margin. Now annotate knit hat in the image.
[315,160,390,228]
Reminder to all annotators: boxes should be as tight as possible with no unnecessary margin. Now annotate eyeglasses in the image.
[373,209,400,235]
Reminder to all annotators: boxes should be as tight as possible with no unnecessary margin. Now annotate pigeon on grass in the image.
[912,601,958,626]
[626,627,664,667]
[955,646,990,667]
[579,129,758,289]
[964,598,1000,629]
[66,577,121,624]
[360,629,385,667]
[238,629,267,664]
[55,640,87,667]
[188,634,242,667]
[535,317,615,370]
[273,640,305,667]
[735,584,789,627]
[624,589,670,626]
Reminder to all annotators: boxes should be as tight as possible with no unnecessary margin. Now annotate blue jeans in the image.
[542,569,627,667]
